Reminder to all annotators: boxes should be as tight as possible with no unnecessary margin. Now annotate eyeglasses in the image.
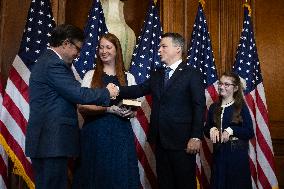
[217,81,235,88]
[68,40,82,52]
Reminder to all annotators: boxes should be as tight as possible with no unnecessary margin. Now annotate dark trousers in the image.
[31,157,68,189]
[155,144,197,189]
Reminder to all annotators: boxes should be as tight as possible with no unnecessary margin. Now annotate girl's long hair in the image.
[91,33,126,88]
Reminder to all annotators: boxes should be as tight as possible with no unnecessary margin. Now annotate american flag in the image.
[232,3,279,189]
[72,0,108,81]
[0,74,8,189]
[0,0,55,188]
[128,0,162,188]
[186,2,219,189]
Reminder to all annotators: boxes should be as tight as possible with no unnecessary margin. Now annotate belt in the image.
[230,136,239,141]
[229,138,249,151]
[213,138,249,152]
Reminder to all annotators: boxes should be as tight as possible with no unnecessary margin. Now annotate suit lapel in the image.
[158,68,165,97]
[164,62,187,91]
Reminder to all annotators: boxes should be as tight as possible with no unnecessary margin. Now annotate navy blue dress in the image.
[204,102,254,189]
[77,73,140,189]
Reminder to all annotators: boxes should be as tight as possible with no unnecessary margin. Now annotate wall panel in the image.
[51,0,66,25]
[255,1,284,187]
[0,0,30,80]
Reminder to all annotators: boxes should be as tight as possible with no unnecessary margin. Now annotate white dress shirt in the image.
[166,59,183,79]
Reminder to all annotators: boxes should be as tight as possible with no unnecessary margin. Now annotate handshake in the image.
[106,83,119,99]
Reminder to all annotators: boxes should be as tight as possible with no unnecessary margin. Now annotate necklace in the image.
[221,99,235,107]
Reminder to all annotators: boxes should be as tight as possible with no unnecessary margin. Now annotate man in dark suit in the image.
[25,24,118,189]
[119,33,205,189]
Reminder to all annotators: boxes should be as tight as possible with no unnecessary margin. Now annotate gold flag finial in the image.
[154,0,157,5]
[199,0,206,9]
[243,2,252,16]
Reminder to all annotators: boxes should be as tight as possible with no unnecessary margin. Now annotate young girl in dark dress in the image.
[204,72,254,189]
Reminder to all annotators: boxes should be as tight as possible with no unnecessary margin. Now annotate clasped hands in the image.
[106,83,119,99]
[210,127,230,143]
[105,83,135,118]
[106,105,135,118]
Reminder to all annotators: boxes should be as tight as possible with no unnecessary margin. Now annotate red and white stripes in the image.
[197,82,219,189]
[0,74,8,189]
[246,83,278,189]
[0,55,34,189]
[130,95,158,189]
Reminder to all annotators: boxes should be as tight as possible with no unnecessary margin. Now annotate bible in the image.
[118,99,142,109]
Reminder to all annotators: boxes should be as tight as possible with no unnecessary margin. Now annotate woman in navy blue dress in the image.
[75,33,140,189]
[204,72,254,189]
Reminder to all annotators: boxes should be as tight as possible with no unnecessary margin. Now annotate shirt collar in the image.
[168,59,182,72]
[221,100,235,108]
[48,47,63,60]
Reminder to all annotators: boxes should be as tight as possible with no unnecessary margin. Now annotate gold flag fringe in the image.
[0,134,35,189]
[243,2,252,16]
[199,0,206,9]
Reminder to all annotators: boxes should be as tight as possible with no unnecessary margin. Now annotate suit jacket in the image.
[25,49,110,158]
[120,62,206,150]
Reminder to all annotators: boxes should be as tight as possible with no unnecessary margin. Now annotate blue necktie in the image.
[164,67,172,86]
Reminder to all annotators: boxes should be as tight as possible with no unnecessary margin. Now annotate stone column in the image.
[101,0,136,70]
